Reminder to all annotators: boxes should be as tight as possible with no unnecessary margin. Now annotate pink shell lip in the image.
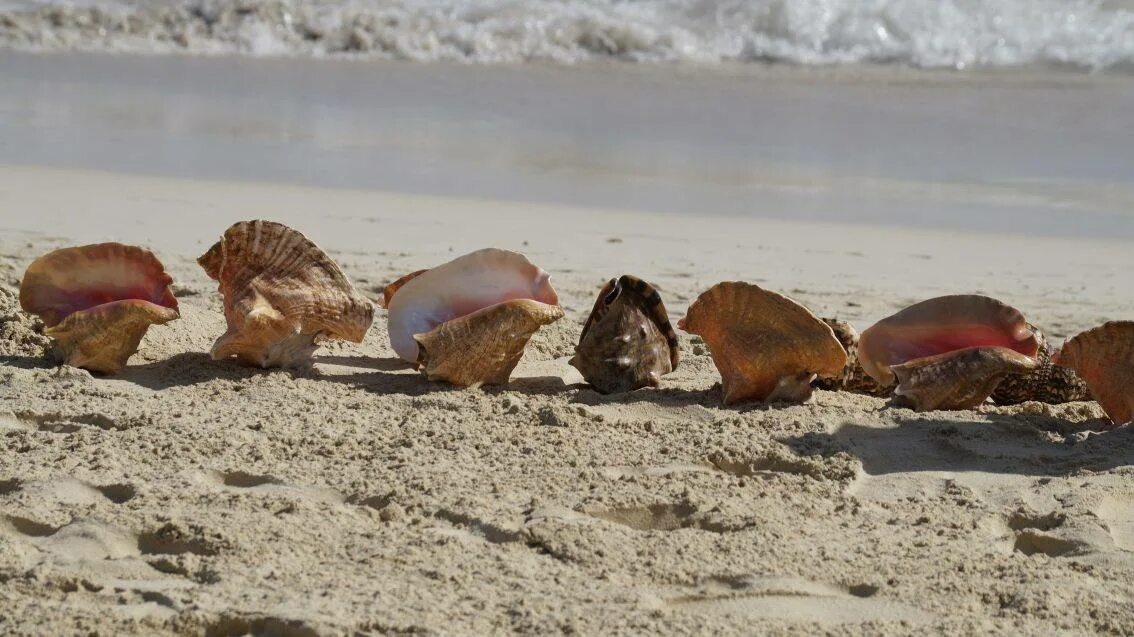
[858,294,1039,385]
[20,243,179,327]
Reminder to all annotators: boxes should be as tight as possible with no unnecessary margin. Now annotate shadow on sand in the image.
[786,412,1134,477]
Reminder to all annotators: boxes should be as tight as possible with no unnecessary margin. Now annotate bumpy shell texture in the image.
[679,282,847,405]
[570,275,679,394]
[1054,321,1134,426]
[199,220,374,368]
[991,324,1091,405]
[385,248,559,364]
[858,295,1039,387]
[892,346,1038,411]
[415,299,564,386]
[19,243,179,374]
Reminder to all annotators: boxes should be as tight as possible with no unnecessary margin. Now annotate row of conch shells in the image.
[198,220,374,368]
[383,248,563,387]
[14,234,1133,425]
[19,243,181,374]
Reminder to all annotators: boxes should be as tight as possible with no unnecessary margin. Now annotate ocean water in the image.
[1,0,1133,71]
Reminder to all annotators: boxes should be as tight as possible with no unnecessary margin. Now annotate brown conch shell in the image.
[858,295,1039,392]
[569,275,679,393]
[19,243,179,374]
[891,346,1039,411]
[380,269,427,309]
[1054,321,1134,426]
[198,220,374,368]
[415,299,564,386]
[678,282,847,405]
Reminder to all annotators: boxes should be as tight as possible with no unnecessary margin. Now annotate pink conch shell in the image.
[385,248,559,364]
[415,299,564,386]
[19,243,179,374]
[891,346,1039,411]
[569,275,679,394]
[678,282,847,405]
[858,295,1039,388]
[381,269,428,309]
[199,220,374,368]
[1054,321,1134,426]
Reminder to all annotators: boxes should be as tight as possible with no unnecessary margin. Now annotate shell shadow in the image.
[116,352,265,389]
[786,413,1134,477]
[313,355,410,372]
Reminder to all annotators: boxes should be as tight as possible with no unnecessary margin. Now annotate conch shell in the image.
[678,282,847,405]
[858,295,1039,388]
[1054,321,1134,426]
[415,299,564,386]
[198,220,374,368]
[19,243,179,374]
[569,275,679,393]
[380,269,427,309]
[891,346,1039,411]
[386,248,562,386]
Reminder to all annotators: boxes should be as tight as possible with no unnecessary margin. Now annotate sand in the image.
[1,165,1133,635]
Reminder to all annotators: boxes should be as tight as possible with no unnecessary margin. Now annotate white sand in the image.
[1,165,1133,634]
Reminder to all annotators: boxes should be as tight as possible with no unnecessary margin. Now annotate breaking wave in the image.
[2,0,1133,70]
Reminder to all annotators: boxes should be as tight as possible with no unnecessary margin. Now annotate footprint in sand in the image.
[657,576,932,625]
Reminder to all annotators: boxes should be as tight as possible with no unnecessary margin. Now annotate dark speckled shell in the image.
[570,275,678,394]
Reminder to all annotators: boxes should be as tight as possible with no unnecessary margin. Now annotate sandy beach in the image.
[1,29,1134,635]
[2,162,1133,634]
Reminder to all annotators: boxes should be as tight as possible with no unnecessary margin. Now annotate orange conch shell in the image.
[858,295,1039,388]
[1054,321,1134,426]
[570,275,679,393]
[678,282,847,405]
[891,346,1039,411]
[415,299,564,386]
[385,248,559,364]
[19,243,179,374]
[199,220,374,368]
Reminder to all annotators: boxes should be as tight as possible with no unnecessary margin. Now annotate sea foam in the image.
[1,0,1132,70]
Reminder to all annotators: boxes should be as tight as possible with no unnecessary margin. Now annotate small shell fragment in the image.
[1054,321,1134,426]
[570,275,679,393]
[679,282,847,405]
[198,220,374,368]
[19,243,179,374]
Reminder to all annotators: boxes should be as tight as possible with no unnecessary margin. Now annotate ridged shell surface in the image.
[679,282,847,405]
[198,220,374,368]
[1054,321,1134,426]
